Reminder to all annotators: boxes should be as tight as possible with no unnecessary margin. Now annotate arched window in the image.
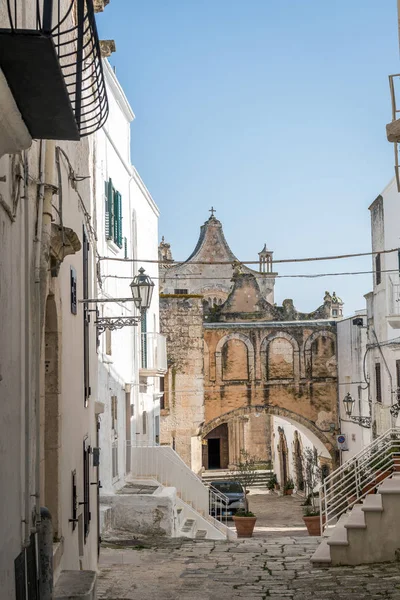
[267,338,294,380]
[311,335,336,378]
[222,339,249,380]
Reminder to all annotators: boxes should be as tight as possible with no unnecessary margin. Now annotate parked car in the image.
[209,480,248,518]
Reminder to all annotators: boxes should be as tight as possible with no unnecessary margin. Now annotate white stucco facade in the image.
[366,179,400,436]
[94,60,165,498]
[337,311,372,459]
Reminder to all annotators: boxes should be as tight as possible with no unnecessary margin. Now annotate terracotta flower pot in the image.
[233,516,257,538]
[375,470,389,485]
[285,489,293,496]
[303,515,322,536]
[362,481,376,496]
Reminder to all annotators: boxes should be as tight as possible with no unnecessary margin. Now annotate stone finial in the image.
[232,260,243,276]
[100,40,116,58]
[93,0,110,13]
[159,237,173,262]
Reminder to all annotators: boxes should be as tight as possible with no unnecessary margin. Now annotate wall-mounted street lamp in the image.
[342,393,371,428]
[80,267,154,334]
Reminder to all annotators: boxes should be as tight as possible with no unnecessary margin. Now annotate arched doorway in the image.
[44,294,61,539]
[202,423,229,470]
[278,427,289,488]
[293,431,304,491]
[200,404,337,468]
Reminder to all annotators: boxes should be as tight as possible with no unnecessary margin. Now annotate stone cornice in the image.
[204,320,337,329]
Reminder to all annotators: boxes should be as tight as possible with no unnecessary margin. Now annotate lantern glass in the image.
[130,267,154,310]
[343,393,355,417]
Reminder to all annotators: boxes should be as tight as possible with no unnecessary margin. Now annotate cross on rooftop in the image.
[209,206,216,217]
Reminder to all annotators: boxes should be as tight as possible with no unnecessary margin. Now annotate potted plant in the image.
[267,473,278,492]
[302,448,322,536]
[232,509,257,538]
[230,450,259,537]
[284,478,295,495]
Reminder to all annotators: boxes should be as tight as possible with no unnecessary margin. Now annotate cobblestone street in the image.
[98,535,400,600]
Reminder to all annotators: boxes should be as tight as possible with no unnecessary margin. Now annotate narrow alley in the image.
[98,536,400,600]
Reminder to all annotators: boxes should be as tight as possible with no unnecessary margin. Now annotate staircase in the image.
[312,428,400,566]
[131,443,236,540]
[202,469,273,487]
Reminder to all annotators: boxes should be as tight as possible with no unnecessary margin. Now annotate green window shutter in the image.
[117,192,123,248]
[106,179,113,240]
[113,188,118,244]
[124,237,128,259]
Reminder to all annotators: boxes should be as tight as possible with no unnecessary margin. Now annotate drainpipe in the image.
[33,139,46,529]
[23,149,32,547]
[33,139,55,526]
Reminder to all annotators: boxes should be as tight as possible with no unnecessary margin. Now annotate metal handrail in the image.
[320,427,400,532]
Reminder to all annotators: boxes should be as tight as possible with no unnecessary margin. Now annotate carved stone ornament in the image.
[50,224,81,277]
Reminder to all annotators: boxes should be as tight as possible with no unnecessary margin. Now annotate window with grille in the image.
[105,179,123,248]
[160,377,165,410]
[375,253,381,286]
[142,411,147,434]
[112,441,118,479]
[111,396,118,431]
[174,289,188,295]
[83,227,90,406]
[375,363,382,403]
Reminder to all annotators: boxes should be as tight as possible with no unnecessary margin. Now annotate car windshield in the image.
[213,482,243,494]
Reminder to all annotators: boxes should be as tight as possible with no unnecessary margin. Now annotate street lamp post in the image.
[342,393,371,429]
[80,267,154,334]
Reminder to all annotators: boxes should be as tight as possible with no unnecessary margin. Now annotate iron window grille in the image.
[1,0,108,139]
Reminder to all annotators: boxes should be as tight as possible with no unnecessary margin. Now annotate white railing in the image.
[131,442,230,534]
[320,428,400,532]
[140,333,167,374]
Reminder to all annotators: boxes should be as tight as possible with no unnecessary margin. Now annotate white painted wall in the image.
[337,312,372,460]
[94,60,163,499]
[366,179,400,436]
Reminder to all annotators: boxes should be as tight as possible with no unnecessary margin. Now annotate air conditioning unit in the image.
[337,434,348,451]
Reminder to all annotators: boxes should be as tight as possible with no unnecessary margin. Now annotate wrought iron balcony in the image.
[0,0,108,141]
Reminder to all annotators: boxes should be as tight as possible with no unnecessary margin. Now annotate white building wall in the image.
[337,312,372,460]
[367,179,400,437]
[0,140,99,592]
[94,60,163,500]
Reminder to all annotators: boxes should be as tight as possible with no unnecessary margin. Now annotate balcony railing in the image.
[140,332,167,377]
[0,0,108,140]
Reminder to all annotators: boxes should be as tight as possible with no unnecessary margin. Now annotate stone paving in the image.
[98,536,400,600]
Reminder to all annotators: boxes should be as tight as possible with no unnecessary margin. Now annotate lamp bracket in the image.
[349,416,372,429]
[95,315,143,335]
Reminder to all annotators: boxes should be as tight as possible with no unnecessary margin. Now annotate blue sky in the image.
[97,1,399,315]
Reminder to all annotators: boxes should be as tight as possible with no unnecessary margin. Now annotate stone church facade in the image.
[159,214,342,483]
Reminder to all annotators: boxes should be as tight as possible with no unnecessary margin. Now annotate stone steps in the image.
[54,570,96,600]
[311,474,400,566]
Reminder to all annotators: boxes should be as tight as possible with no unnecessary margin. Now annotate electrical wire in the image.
[100,268,400,281]
[98,246,400,266]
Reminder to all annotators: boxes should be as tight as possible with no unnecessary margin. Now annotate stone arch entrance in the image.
[44,294,61,539]
[202,423,229,470]
[200,404,337,467]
